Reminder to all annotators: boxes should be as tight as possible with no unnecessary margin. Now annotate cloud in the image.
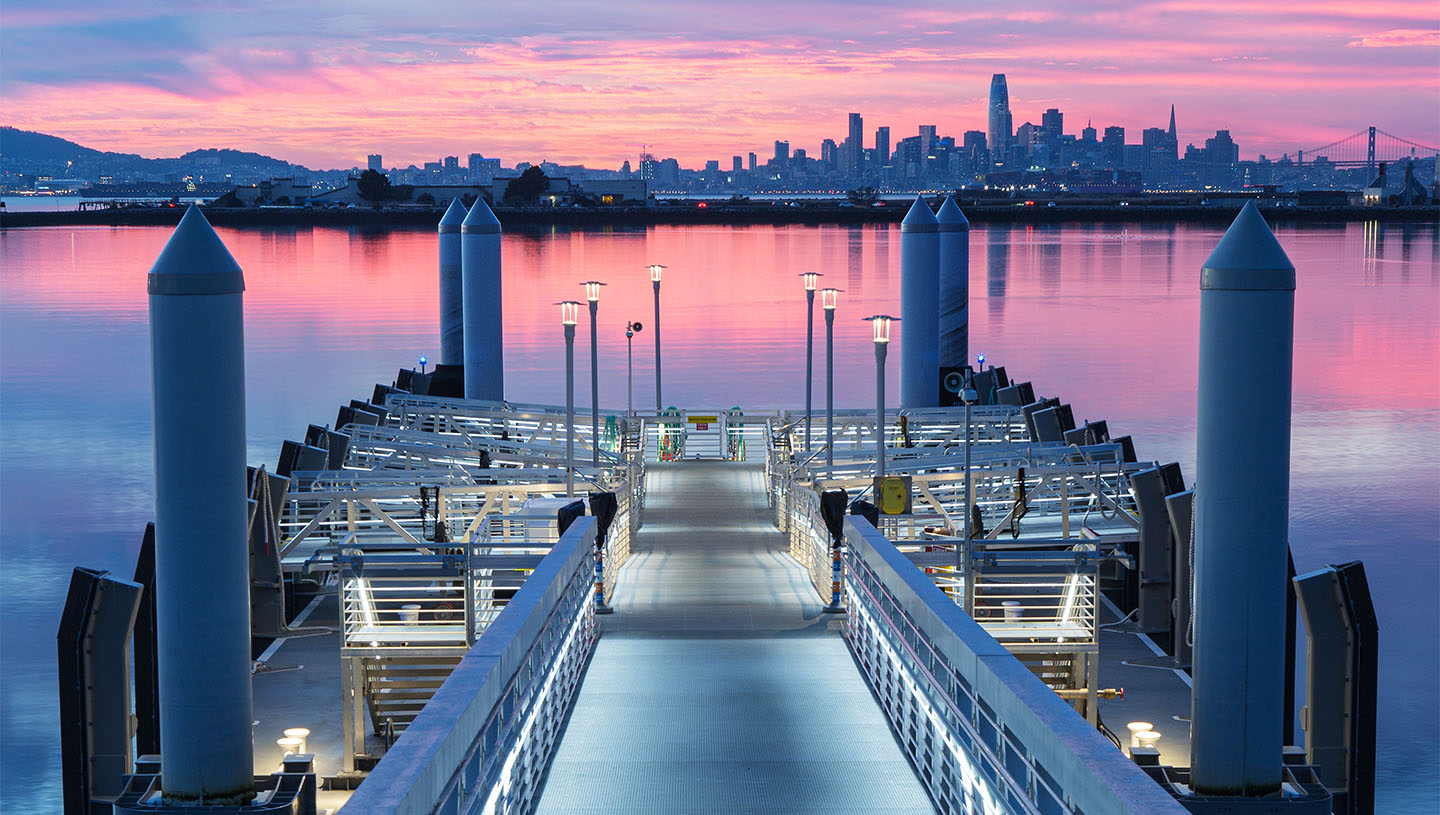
[1347,29,1440,48]
[1,1,1437,166]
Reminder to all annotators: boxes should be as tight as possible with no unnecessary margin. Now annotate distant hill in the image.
[0,127,322,179]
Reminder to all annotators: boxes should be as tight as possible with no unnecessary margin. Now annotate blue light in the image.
[976,353,985,366]
[418,355,428,366]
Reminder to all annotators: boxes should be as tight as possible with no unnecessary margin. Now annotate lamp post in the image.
[625,321,642,416]
[582,281,606,467]
[960,368,978,614]
[648,264,665,411]
[821,288,840,470]
[800,272,821,451]
[559,300,581,497]
[865,315,898,479]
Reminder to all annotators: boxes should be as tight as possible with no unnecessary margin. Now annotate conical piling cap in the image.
[901,194,937,233]
[461,195,501,234]
[439,197,467,233]
[147,205,245,295]
[936,196,970,232]
[1201,201,1295,291]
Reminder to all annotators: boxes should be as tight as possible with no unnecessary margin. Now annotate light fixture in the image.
[283,727,310,755]
[821,287,841,310]
[582,280,606,302]
[647,264,665,283]
[1126,721,1154,749]
[799,272,821,291]
[558,300,581,326]
[865,314,897,343]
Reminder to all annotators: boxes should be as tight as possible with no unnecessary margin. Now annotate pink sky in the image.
[2,1,1436,169]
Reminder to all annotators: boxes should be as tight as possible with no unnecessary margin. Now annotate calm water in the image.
[2,221,1436,811]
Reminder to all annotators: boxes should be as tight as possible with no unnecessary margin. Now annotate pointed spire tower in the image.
[438,198,467,367]
[900,195,940,408]
[147,205,255,803]
[1168,104,1179,159]
[1191,201,1297,797]
[461,196,503,401]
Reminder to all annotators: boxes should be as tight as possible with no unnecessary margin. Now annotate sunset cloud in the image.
[1,0,1436,168]
[1347,29,1440,48]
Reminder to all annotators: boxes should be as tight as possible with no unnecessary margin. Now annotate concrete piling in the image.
[146,206,254,804]
[1189,201,1296,797]
[438,198,467,367]
[936,196,970,372]
[462,196,503,401]
[900,195,939,409]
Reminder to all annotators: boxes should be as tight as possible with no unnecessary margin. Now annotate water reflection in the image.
[0,221,1436,813]
[985,225,1008,326]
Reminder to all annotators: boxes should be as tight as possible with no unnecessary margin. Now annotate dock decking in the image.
[534,462,935,813]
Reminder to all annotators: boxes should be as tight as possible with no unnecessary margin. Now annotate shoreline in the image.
[2,203,1435,229]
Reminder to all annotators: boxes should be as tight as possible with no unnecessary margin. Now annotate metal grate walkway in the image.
[534,462,935,814]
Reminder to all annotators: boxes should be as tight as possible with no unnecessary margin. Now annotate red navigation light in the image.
[697,202,707,208]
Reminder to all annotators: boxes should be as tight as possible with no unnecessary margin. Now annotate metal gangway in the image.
[334,394,1185,815]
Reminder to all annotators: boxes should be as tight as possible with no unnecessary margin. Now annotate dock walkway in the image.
[534,462,935,813]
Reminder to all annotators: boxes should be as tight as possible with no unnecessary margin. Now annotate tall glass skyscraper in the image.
[988,74,1012,166]
[848,112,864,178]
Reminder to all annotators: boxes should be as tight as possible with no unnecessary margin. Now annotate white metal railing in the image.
[341,518,599,815]
[842,517,1185,815]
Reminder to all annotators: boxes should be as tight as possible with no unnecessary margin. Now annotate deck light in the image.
[558,301,582,496]
[864,315,899,477]
[821,288,842,470]
[800,273,822,451]
[579,283,605,467]
[647,265,665,409]
[866,314,895,344]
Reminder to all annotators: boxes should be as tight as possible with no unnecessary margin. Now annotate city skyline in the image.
[3,1,1437,169]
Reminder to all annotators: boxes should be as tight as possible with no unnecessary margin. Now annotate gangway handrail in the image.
[842,516,1185,815]
[343,517,598,815]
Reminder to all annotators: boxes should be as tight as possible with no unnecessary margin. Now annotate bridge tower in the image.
[1367,126,1376,173]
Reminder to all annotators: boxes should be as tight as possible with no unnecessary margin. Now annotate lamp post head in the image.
[800,272,821,292]
[418,355,427,367]
[557,300,582,326]
[647,264,666,283]
[864,314,898,343]
[626,320,643,337]
[820,287,842,310]
[977,352,986,368]
[581,280,606,302]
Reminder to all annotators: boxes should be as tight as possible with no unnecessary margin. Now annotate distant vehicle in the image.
[1046,201,1056,208]
[1118,201,1130,207]
[1023,200,1036,207]
[697,202,707,208]
[873,201,886,207]
[838,202,855,208]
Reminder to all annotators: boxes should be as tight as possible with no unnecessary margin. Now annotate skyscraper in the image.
[988,74,1013,166]
[875,127,890,169]
[848,113,864,178]
[1042,108,1063,141]
[367,154,383,172]
[732,155,743,173]
[919,125,936,160]
[774,140,790,163]
[1168,105,1178,156]
[1102,126,1125,168]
